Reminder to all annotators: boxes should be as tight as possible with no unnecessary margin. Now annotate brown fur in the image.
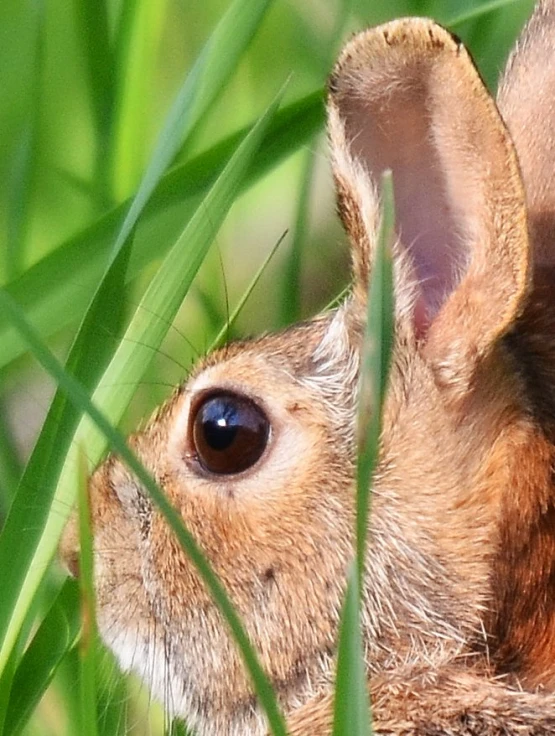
[60,3,555,734]
[289,668,555,735]
[488,270,555,686]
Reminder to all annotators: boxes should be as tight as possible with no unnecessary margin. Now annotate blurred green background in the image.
[0,0,535,734]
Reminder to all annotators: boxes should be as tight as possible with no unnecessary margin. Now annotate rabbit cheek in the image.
[135,469,352,722]
[92,502,192,717]
[133,514,256,724]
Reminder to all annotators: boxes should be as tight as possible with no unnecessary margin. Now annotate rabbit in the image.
[60,1,555,734]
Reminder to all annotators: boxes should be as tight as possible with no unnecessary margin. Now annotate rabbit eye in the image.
[190,391,269,475]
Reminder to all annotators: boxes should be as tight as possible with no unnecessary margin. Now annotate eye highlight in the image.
[190,391,270,475]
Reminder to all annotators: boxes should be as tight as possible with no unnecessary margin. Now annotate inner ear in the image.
[342,73,466,328]
[328,19,529,385]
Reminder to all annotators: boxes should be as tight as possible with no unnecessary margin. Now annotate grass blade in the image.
[0,231,131,687]
[356,172,395,577]
[109,0,169,201]
[0,411,21,517]
[0,649,16,735]
[332,566,371,736]
[211,229,288,349]
[72,0,114,199]
[281,150,315,325]
[72,0,113,136]
[332,173,395,736]
[77,448,98,736]
[109,0,274,259]
[3,581,80,736]
[6,0,44,280]
[448,0,525,27]
[0,288,288,736]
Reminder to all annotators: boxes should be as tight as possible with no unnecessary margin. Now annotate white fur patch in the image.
[103,624,188,717]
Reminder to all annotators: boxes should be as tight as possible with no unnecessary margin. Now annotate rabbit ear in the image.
[328,19,529,391]
[498,0,555,264]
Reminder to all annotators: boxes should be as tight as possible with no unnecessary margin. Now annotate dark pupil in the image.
[192,392,269,475]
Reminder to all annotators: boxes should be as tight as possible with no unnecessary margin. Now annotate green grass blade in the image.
[6,0,44,280]
[447,0,525,27]
[324,285,351,312]
[109,0,170,200]
[211,229,288,349]
[332,566,371,736]
[0,218,131,684]
[0,232,131,690]
[356,172,395,578]
[281,149,315,325]
[0,411,21,517]
[3,581,80,736]
[167,722,190,736]
[72,0,113,134]
[109,0,274,260]
[0,648,17,735]
[0,289,288,736]
[0,90,324,373]
[332,173,395,736]
[72,0,114,198]
[95,656,128,736]
[77,448,98,736]
[0,89,282,686]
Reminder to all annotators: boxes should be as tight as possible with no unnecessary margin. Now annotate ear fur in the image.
[498,0,555,264]
[328,19,530,392]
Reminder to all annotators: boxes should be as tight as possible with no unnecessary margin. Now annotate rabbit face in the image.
[61,4,555,735]
[76,317,354,732]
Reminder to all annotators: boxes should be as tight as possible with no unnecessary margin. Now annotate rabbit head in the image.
[60,2,555,734]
